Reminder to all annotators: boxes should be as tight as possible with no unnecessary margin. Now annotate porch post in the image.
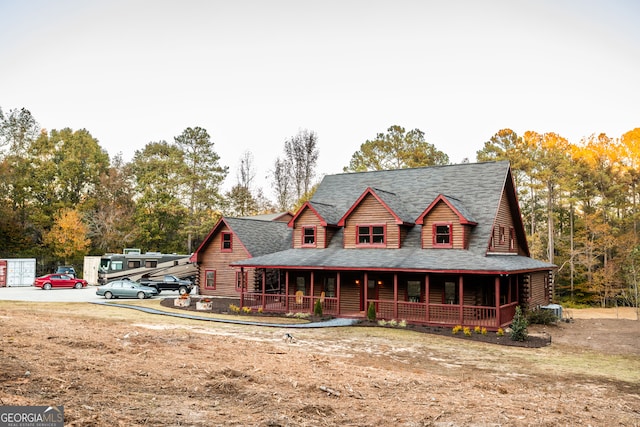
[240,268,245,309]
[458,275,464,325]
[425,274,430,322]
[508,275,513,302]
[495,277,501,327]
[285,271,289,312]
[363,272,368,312]
[261,269,266,310]
[309,271,315,313]
[393,274,398,319]
[240,270,244,308]
[336,272,341,315]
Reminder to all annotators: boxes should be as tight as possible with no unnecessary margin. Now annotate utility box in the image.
[0,260,6,287]
[2,258,37,287]
[540,303,563,321]
[83,256,102,285]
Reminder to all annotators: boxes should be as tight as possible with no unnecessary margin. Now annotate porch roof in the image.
[231,246,555,274]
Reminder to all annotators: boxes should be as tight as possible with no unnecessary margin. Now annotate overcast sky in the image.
[1,0,639,194]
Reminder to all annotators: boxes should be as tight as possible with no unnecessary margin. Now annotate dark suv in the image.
[55,266,76,278]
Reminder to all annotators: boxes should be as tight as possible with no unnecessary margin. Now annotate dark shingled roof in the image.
[310,161,510,254]
[308,201,341,225]
[232,246,554,273]
[224,217,291,257]
[370,188,414,224]
[440,195,477,224]
[229,161,555,273]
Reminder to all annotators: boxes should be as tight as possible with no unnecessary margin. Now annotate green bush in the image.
[527,308,558,325]
[314,299,323,317]
[510,306,528,342]
[367,302,376,322]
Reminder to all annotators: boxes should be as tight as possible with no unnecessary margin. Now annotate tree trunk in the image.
[547,182,554,264]
[570,203,574,301]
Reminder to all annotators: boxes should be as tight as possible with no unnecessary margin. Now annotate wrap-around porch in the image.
[240,269,524,329]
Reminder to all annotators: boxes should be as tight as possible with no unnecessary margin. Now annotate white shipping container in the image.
[5,258,36,287]
[83,256,102,285]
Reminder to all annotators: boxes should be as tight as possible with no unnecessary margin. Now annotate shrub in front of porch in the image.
[367,302,376,322]
[509,306,529,342]
[314,299,323,317]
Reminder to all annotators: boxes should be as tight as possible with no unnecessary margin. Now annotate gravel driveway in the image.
[0,285,152,302]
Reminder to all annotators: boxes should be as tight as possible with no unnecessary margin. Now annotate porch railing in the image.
[242,292,515,328]
[241,292,339,316]
[372,299,503,328]
[500,302,518,325]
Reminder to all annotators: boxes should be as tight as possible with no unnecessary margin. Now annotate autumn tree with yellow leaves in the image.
[43,209,91,263]
[479,127,640,310]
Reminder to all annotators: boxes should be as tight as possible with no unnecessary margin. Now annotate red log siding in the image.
[491,190,525,254]
[421,201,466,249]
[292,208,326,248]
[340,284,361,313]
[429,284,444,303]
[197,225,252,297]
[529,271,549,307]
[379,284,394,300]
[343,194,398,248]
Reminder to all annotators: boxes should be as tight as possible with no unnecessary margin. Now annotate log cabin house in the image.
[192,161,555,329]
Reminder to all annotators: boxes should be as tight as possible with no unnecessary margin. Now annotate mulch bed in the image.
[160,296,551,348]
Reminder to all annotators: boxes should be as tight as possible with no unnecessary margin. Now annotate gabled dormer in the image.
[488,182,528,255]
[416,194,477,250]
[288,201,339,248]
[338,187,414,249]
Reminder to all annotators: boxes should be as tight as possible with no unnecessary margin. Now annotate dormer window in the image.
[357,225,385,246]
[221,232,232,251]
[433,223,452,248]
[302,226,316,247]
[509,227,515,251]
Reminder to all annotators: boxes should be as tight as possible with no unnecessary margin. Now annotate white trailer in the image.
[3,258,36,287]
[82,256,102,285]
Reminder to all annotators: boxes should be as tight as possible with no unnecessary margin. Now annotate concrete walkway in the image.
[92,301,359,328]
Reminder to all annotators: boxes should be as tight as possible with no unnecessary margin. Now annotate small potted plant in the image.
[174,293,191,307]
[196,298,213,311]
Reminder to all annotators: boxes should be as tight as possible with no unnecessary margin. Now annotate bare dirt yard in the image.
[0,300,639,426]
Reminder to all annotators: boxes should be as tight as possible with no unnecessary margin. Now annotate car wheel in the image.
[137,291,146,299]
[43,283,52,290]
[178,286,188,295]
[74,282,83,289]
[104,291,113,299]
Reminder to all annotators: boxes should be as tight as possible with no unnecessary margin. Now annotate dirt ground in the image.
[0,301,639,427]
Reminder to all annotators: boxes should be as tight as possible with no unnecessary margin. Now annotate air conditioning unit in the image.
[540,303,562,320]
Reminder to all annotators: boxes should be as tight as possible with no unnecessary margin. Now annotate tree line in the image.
[477,128,640,309]
[1,105,638,308]
[0,107,321,272]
